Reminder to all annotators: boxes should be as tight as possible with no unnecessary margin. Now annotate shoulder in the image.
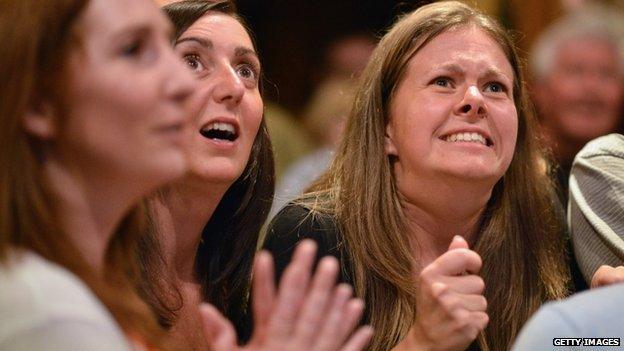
[569,134,624,282]
[0,251,131,350]
[512,285,624,350]
[265,203,340,254]
[574,133,624,163]
[571,133,624,180]
[264,203,350,283]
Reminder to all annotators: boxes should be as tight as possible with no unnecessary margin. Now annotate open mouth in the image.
[200,122,238,142]
[441,132,493,147]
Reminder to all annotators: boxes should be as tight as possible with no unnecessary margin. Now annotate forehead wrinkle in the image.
[176,36,213,48]
[432,60,512,83]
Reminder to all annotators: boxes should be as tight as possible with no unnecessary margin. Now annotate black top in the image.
[263,203,353,286]
[263,203,481,351]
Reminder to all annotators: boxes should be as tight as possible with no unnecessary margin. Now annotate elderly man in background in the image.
[530,5,624,201]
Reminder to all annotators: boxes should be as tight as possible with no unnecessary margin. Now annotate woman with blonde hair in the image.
[265,1,570,350]
[0,0,197,349]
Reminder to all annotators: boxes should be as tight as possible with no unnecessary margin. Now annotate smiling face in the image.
[385,25,518,195]
[174,13,263,185]
[536,36,623,147]
[54,0,196,190]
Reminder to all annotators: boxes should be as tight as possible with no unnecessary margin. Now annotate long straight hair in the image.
[138,0,275,339]
[0,0,165,347]
[302,2,569,349]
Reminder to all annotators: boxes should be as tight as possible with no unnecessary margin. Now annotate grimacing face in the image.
[174,13,264,186]
[385,25,518,199]
[41,0,196,191]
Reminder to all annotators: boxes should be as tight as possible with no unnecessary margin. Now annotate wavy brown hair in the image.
[300,1,569,350]
[0,0,165,347]
[138,0,275,340]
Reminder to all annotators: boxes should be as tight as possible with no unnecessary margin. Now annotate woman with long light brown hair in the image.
[0,0,197,349]
[265,1,570,350]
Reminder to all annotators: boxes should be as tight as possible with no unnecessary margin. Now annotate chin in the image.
[147,155,187,184]
[191,160,247,185]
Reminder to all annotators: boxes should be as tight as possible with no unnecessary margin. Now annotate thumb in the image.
[447,235,469,251]
[200,303,238,351]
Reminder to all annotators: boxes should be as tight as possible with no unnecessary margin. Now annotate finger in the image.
[469,311,489,331]
[200,303,237,351]
[340,326,374,351]
[591,265,618,288]
[312,284,353,350]
[293,257,339,344]
[269,240,318,338]
[317,295,366,351]
[423,248,482,277]
[615,266,624,283]
[251,251,276,337]
[448,235,470,251]
[437,274,485,294]
[452,293,487,312]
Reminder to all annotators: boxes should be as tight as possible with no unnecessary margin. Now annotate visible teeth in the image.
[444,132,487,145]
[208,122,236,134]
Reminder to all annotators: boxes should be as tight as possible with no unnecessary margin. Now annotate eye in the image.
[430,76,453,88]
[183,54,204,72]
[484,81,507,93]
[236,62,260,85]
[120,36,158,65]
[121,39,144,57]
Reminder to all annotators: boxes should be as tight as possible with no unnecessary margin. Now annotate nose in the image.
[454,85,487,119]
[211,64,245,106]
[163,47,196,104]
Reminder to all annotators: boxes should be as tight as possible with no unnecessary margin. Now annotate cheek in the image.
[492,103,518,157]
[244,96,264,139]
[603,84,624,108]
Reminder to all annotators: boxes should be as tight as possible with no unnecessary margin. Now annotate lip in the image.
[199,116,240,147]
[439,127,493,147]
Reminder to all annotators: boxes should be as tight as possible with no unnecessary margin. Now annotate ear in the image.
[384,119,398,156]
[22,99,57,140]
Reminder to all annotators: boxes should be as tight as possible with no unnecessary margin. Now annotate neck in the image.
[43,159,139,276]
[398,177,491,269]
[153,176,230,283]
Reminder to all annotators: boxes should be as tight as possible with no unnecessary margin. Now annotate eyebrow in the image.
[235,46,258,59]
[435,63,512,82]
[175,36,213,48]
[174,37,258,59]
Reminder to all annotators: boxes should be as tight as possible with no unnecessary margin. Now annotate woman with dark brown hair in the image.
[138,1,373,350]
[264,1,570,350]
[0,0,197,349]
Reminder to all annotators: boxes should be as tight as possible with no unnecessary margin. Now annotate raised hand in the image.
[398,235,488,351]
[201,240,373,351]
[591,265,624,289]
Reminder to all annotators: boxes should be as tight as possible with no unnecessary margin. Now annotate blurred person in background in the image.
[271,34,375,217]
[530,3,624,292]
[512,133,624,350]
[530,4,624,201]
[568,134,624,288]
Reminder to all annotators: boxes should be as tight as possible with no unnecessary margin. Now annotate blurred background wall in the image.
[234,0,620,113]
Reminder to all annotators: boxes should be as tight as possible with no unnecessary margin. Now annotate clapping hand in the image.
[201,240,374,351]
